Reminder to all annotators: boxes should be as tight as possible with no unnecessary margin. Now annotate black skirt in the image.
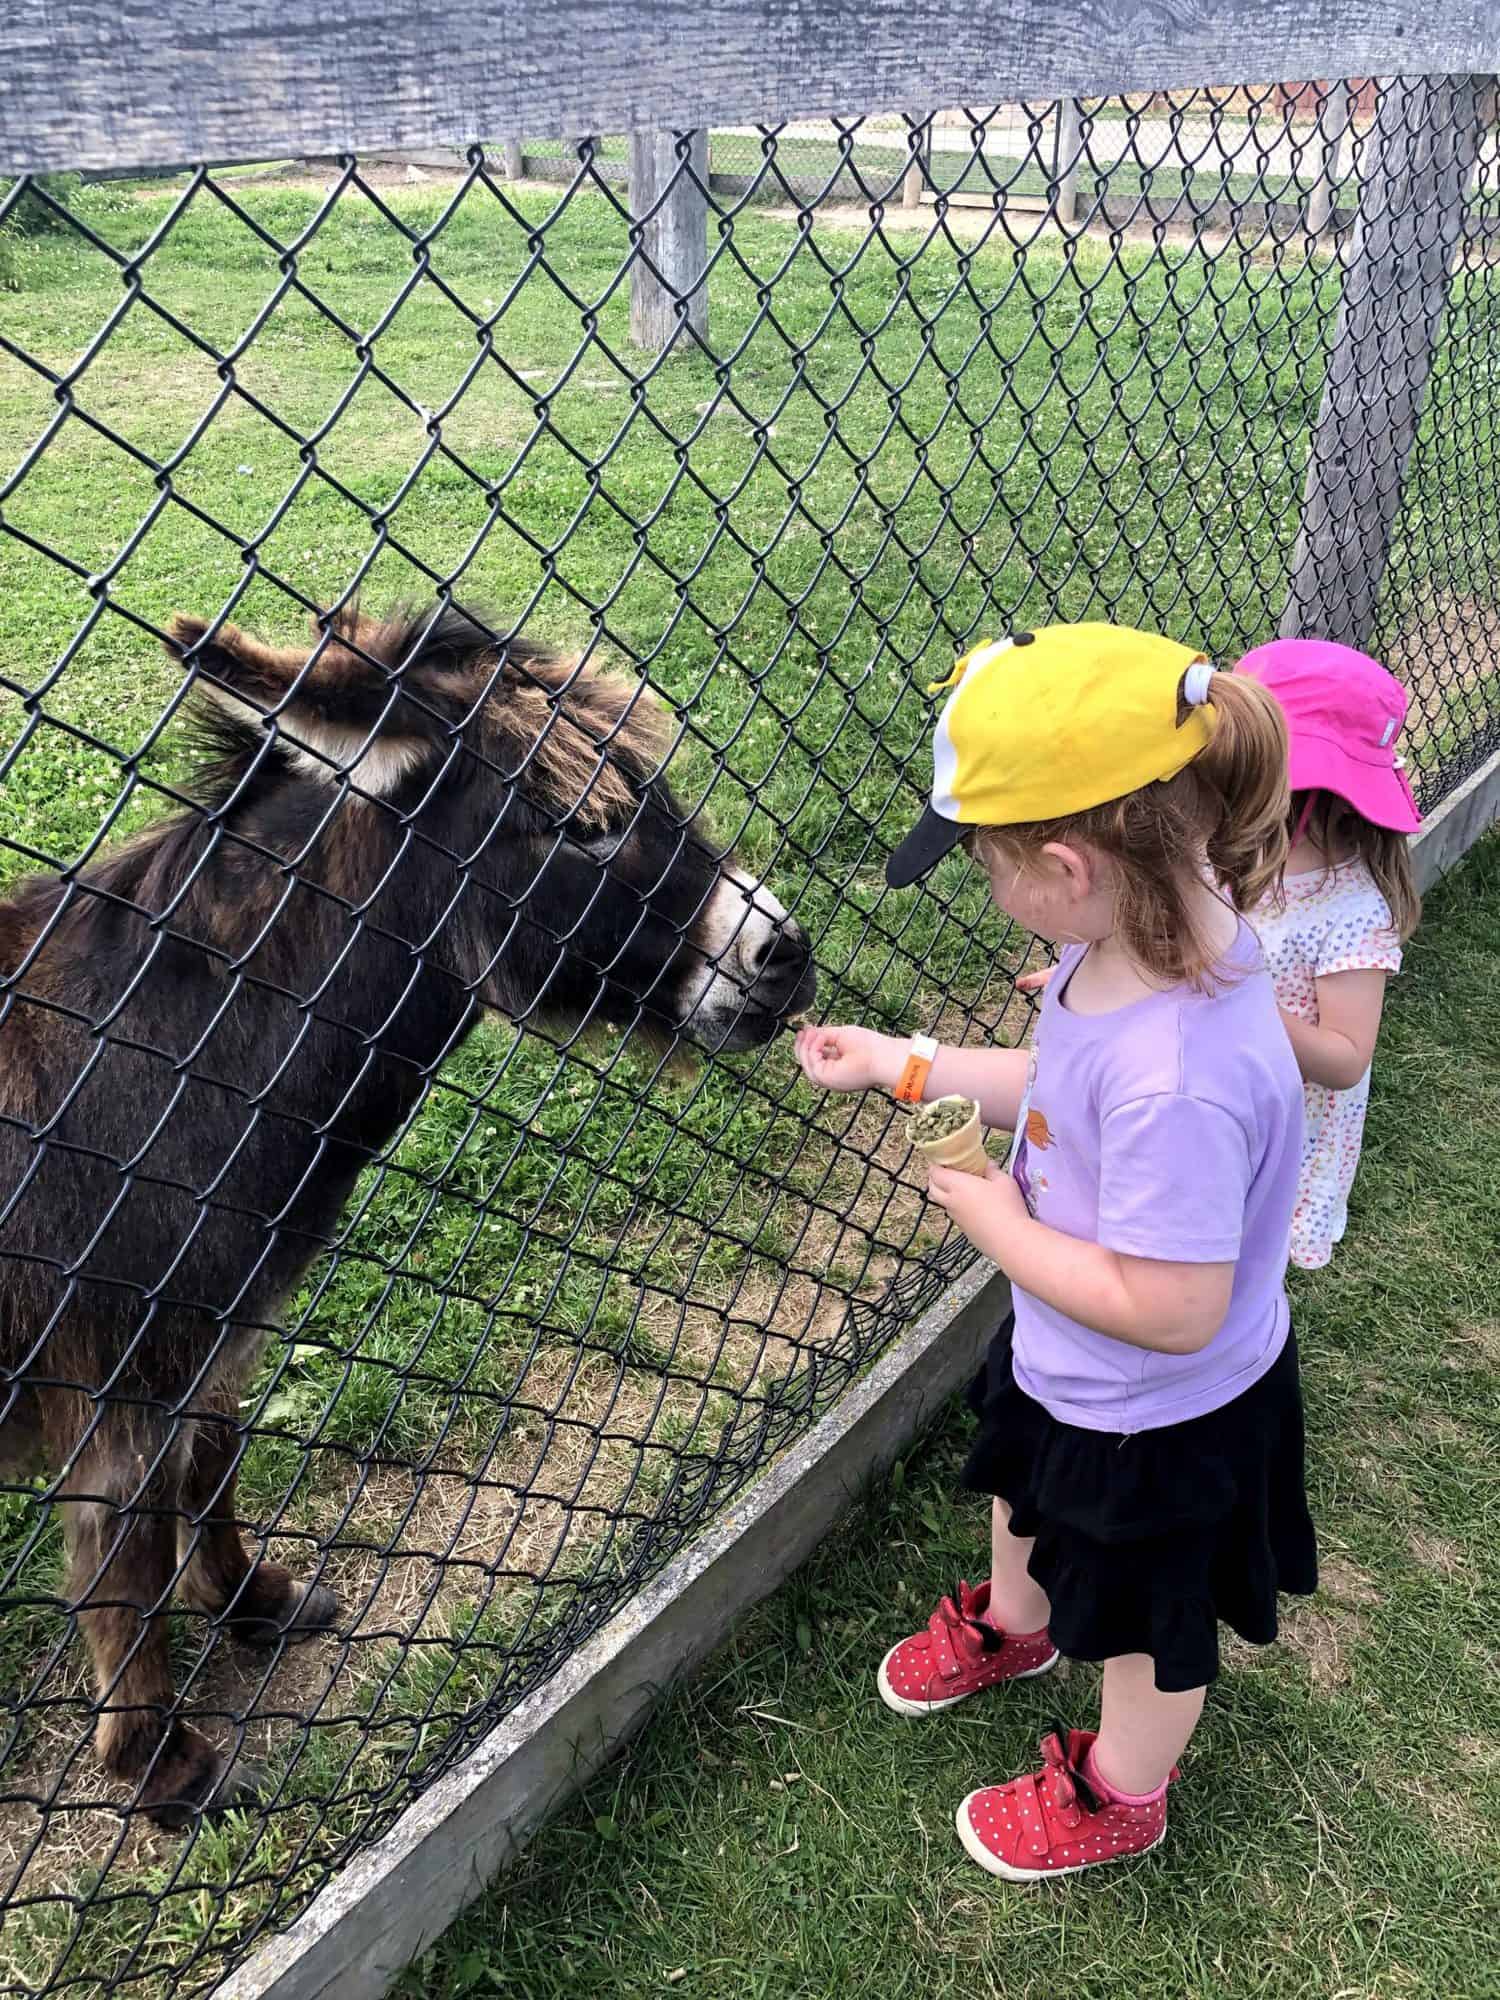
[961,1315,1318,1693]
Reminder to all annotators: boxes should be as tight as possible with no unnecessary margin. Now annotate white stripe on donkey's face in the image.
[677,864,814,1051]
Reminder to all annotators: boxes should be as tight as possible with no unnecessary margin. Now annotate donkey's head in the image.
[165,602,816,1051]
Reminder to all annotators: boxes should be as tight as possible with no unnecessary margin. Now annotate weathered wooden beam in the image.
[902,120,929,209]
[1410,742,1500,891]
[6,3,1500,176]
[628,130,711,352]
[1053,97,1084,228]
[1280,76,1492,650]
[1304,78,1352,236]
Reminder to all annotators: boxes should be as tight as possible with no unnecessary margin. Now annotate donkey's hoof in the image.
[288,1580,339,1637]
[229,1580,339,1648]
[145,1752,264,1832]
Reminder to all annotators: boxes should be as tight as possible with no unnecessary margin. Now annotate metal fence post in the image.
[1280,76,1491,649]
[629,130,711,352]
[1305,79,1351,236]
[1053,96,1082,227]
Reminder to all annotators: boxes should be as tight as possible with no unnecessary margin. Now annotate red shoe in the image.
[956,1726,1175,1880]
[876,1579,1058,1716]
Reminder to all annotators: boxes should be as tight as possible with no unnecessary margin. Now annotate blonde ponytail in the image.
[971,665,1292,992]
[1190,671,1291,914]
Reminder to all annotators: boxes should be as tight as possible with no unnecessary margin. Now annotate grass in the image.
[0,163,1496,1993]
[406,833,1500,2000]
[520,127,1328,212]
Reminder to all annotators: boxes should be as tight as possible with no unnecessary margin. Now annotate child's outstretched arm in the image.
[794,1025,1030,1132]
[1279,969,1388,1090]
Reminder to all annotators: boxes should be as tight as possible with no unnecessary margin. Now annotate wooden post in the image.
[1304,78,1350,236]
[628,130,710,352]
[499,137,523,180]
[902,116,929,208]
[1280,76,1490,649]
[1053,96,1082,228]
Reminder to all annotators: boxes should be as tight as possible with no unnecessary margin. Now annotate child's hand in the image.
[1016,966,1056,996]
[926,1159,1029,1261]
[794,1023,897,1094]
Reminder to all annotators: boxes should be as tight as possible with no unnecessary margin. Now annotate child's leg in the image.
[988,1497,1051,1633]
[1092,1653,1206,1796]
[954,1652,1201,1878]
[876,1497,1057,1715]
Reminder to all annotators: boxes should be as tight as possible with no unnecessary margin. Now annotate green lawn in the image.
[408,833,1500,2000]
[0,168,1496,1995]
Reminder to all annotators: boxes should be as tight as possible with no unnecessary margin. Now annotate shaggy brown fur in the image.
[0,599,812,1827]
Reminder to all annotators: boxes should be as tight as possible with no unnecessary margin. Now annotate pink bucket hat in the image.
[1236,637,1421,834]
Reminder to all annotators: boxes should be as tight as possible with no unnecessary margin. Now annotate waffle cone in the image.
[909,1105,990,1177]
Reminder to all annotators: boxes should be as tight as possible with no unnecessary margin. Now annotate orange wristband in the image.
[893,1033,939,1105]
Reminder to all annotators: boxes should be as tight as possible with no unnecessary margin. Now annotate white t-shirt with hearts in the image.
[1250,858,1401,1270]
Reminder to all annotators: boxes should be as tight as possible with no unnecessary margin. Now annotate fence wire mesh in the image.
[1,74,1498,1998]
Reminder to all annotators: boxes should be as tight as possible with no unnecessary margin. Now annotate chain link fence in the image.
[500,89,1382,226]
[1,74,1498,1998]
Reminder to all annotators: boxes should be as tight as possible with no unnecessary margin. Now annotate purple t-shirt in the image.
[1006,924,1303,1433]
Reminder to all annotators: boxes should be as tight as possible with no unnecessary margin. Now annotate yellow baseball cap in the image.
[886,622,1215,887]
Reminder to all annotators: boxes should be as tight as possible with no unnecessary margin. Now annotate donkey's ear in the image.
[163,613,307,712]
[167,611,431,794]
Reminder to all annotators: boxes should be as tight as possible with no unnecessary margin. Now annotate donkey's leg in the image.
[63,1427,261,1829]
[175,1406,338,1646]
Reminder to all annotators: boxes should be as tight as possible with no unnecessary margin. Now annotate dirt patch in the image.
[1455,1732,1500,1772]
[1320,1556,1384,1606]
[129,160,478,201]
[1410,1409,1481,1450]
[1443,1320,1500,1370]
[1389,1764,1491,1851]
[1385,594,1500,758]
[0,1324,768,1898]
[1280,1603,1364,1691]
[1387,594,1499,694]
[776,198,1329,266]
[1406,1529,1466,1578]
[127,161,1323,275]
[1280,1557,1382,1691]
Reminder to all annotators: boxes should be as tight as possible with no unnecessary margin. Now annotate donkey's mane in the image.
[0,603,675,973]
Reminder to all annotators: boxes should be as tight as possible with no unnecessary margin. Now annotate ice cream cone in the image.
[908,1097,990,1177]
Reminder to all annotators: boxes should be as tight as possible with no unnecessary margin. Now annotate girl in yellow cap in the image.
[795,625,1315,1881]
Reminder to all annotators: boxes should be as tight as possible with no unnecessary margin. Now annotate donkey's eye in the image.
[578,832,632,867]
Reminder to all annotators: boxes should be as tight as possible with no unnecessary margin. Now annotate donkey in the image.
[0,600,814,1826]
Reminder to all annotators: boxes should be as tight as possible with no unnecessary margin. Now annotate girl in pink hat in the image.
[1235,638,1422,1271]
